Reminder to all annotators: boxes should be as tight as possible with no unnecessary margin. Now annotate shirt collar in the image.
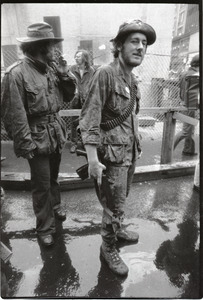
[75,64,88,74]
[25,55,48,74]
[111,58,133,87]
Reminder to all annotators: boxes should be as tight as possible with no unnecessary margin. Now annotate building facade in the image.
[2,3,175,67]
[170,4,199,75]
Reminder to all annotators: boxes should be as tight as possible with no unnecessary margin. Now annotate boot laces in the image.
[109,248,120,263]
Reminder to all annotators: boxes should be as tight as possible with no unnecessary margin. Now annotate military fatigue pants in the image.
[28,150,62,236]
[174,110,196,154]
[94,160,136,247]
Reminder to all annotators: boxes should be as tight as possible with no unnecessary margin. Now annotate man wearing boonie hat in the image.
[79,19,156,276]
[1,22,76,246]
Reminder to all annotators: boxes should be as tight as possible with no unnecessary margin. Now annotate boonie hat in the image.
[16,22,64,43]
[111,19,156,45]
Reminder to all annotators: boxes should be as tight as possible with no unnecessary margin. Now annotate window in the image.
[177,26,184,36]
[178,11,185,26]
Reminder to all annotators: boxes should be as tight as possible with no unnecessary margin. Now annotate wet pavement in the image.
[1,175,200,298]
[1,121,200,298]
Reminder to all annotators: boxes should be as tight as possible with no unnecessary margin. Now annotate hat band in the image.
[27,31,55,38]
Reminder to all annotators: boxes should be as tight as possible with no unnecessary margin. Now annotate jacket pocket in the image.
[114,83,130,111]
[105,83,130,115]
[24,82,48,114]
[31,127,51,155]
[102,134,128,164]
[115,83,130,99]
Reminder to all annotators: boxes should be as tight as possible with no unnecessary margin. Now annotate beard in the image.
[120,45,145,68]
[122,52,143,67]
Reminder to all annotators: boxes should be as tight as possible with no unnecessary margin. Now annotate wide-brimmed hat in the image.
[111,19,156,45]
[16,22,64,43]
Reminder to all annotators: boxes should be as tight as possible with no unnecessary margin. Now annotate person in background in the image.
[79,19,156,276]
[193,68,200,193]
[69,49,95,153]
[1,22,76,246]
[174,54,199,156]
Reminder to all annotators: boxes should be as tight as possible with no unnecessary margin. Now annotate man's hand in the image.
[24,150,36,160]
[137,151,143,159]
[84,144,106,185]
[88,160,106,186]
[51,60,69,76]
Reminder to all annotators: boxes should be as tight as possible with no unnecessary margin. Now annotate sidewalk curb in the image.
[1,160,196,191]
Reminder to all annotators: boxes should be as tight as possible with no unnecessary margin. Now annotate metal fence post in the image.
[160,111,176,164]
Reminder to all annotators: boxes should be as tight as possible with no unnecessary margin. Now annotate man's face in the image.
[75,52,83,65]
[45,42,57,63]
[119,32,147,67]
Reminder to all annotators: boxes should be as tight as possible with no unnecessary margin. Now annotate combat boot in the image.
[100,242,129,276]
[116,229,139,243]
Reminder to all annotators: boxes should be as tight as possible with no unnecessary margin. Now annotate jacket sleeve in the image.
[79,68,112,146]
[58,70,77,102]
[1,72,36,157]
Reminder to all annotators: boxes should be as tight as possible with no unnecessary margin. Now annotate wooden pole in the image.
[173,112,199,126]
[161,111,176,164]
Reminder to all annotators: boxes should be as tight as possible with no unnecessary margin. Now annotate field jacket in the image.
[79,59,141,166]
[1,57,76,157]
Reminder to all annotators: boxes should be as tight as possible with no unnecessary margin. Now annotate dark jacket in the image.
[70,64,95,108]
[179,67,199,108]
[1,57,76,157]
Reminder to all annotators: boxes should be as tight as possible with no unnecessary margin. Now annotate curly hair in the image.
[74,49,91,68]
[20,40,53,57]
[111,37,126,58]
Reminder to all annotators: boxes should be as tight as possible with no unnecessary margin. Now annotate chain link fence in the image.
[134,53,184,144]
[1,50,187,144]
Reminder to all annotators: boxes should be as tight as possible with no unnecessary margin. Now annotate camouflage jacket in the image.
[79,59,141,166]
[1,57,76,158]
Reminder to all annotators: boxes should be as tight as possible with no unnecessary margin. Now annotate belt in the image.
[28,113,59,125]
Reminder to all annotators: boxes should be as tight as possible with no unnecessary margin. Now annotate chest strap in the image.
[100,77,139,131]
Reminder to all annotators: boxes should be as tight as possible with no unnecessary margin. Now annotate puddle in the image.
[4,217,199,298]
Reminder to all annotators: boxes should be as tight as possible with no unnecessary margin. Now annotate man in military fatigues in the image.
[79,20,156,276]
[1,22,76,246]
